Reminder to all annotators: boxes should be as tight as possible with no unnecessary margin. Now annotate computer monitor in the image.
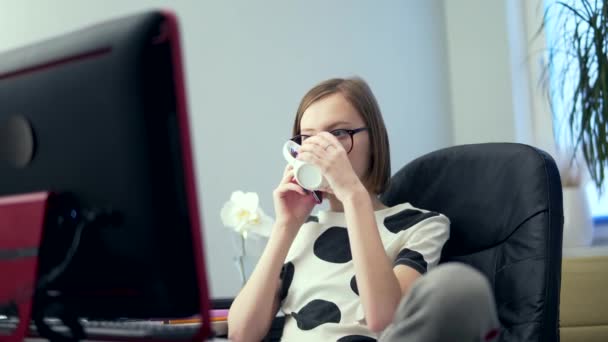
[0,9,210,335]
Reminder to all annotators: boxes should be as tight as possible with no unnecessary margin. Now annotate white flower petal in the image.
[248,210,260,223]
[223,191,274,237]
[230,191,246,202]
[239,192,259,212]
[220,201,239,227]
[245,209,273,237]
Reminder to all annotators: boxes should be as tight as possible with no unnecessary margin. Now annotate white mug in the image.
[282,140,328,191]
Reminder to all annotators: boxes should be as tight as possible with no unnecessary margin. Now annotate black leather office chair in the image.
[219,143,564,341]
[380,143,564,341]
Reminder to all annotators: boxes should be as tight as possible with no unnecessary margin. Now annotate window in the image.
[544,0,608,222]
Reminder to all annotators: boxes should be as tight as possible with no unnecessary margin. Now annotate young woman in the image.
[228,77,500,342]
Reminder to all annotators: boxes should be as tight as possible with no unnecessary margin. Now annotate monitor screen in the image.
[0,10,209,325]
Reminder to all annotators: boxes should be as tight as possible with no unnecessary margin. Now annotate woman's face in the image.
[299,93,372,192]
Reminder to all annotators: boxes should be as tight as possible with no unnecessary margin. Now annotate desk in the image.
[19,320,229,342]
[26,339,229,342]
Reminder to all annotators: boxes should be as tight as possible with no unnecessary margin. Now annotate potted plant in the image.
[220,191,273,286]
[538,0,607,246]
[541,0,607,193]
[557,149,594,246]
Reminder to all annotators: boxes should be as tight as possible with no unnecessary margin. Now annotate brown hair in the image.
[292,77,391,194]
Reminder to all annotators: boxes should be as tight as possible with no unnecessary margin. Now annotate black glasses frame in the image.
[291,127,368,153]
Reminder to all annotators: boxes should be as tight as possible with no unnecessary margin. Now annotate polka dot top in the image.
[278,202,450,342]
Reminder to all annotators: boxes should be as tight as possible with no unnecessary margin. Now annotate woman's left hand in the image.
[296,132,365,201]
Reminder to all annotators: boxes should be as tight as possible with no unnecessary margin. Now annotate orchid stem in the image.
[239,233,246,287]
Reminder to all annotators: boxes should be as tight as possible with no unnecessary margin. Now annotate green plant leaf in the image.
[542,0,608,193]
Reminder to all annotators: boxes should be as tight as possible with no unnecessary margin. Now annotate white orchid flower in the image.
[220,191,273,239]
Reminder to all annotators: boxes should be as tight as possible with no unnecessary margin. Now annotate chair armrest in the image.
[211,298,285,341]
[211,297,234,310]
[262,316,285,342]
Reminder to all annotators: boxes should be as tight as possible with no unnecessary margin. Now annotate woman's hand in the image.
[296,132,365,202]
[272,164,318,230]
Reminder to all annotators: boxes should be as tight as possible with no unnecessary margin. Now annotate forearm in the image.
[228,224,296,341]
[343,188,402,332]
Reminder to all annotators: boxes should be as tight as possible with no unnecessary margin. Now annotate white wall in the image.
[441,0,572,155]
[0,0,453,297]
[442,0,535,146]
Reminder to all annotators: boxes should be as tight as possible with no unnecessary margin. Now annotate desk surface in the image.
[26,339,229,342]
[21,321,229,342]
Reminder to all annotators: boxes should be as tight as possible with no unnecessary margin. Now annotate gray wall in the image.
[442,0,545,148]
[0,0,453,297]
[443,0,520,145]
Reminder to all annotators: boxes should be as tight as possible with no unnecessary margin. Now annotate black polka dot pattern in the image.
[291,299,341,330]
[350,275,358,296]
[279,262,295,300]
[394,248,428,274]
[313,227,352,263]
[305,215,319,223]
[277,203,449,340]
[384,209,439,234]
[337,335,377,342]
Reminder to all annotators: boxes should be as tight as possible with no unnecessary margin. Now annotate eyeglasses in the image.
[291,127,368,154]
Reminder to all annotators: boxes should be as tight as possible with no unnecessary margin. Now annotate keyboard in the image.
[0,317,226,340]
[72,320,202,340]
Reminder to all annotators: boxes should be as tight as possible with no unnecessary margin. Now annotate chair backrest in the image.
[380,143,564,341]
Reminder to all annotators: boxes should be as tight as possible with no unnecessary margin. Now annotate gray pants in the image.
[379,263,501,342]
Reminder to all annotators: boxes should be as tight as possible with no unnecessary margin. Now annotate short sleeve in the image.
[388,211,450,274]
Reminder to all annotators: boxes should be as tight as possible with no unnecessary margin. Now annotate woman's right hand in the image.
[273,165,317,230]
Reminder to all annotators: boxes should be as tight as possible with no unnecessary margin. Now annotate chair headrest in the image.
[380,143,563,256]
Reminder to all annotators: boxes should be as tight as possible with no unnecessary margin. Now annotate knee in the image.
[389,263,500,341]
[417,263,494,313]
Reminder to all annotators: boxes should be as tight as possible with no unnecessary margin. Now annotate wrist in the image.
[341,184,371,209]
[337,181,368,203]
[267,224,297,256]
[271,221,299,240]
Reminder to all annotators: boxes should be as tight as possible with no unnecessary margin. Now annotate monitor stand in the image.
[0,192,125,342]
[0,192,52,342]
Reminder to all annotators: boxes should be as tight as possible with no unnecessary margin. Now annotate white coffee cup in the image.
[283,140,328,191]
